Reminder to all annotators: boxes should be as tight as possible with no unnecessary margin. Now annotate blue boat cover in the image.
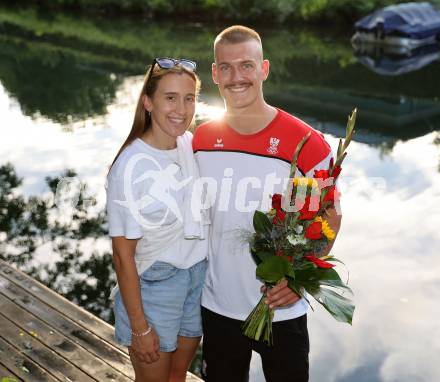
[355,2,440,39]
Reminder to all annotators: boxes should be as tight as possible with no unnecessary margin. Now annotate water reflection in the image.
[1,7,440,382]
[0,36,121,123]
[1,6,440,138]
[0,163,115,320]
[353,42,440,76]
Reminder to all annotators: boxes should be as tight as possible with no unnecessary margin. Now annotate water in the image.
[1,7,439,381]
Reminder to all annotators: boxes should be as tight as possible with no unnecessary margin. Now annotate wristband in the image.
[131,326,152,337]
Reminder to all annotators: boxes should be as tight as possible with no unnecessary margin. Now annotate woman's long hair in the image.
[110,64,200,168]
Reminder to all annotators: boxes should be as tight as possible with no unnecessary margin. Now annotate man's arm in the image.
[318,206,342,257]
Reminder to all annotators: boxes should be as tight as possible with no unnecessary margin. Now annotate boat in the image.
[351,2,440,52]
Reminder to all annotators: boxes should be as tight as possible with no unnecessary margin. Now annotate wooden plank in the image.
[0,294,132,382]
[0,314,95,381]
[0,274,135,379]
[0,260,127,354]
[0,362,23,381]
[0,261,202,382]
[0,337,58,382]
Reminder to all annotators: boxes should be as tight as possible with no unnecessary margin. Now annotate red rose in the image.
[313,169,330,180]
[314,165,341,188]
[297,195,320,220]
[313,166,342,180]
[329,158,342,179]
[277,209,286,222]
[272,194,283,210]
[332,166,342,179]
[304,254,335,268]
[323,186,340,204]
[305,221,322,239]
[273,209,286,224]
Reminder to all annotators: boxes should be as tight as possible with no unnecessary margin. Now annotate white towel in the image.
[176,131,209,240]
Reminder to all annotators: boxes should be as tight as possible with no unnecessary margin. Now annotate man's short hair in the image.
[214,25,262,56]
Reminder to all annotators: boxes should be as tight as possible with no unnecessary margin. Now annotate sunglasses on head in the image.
[153,57,197,71]
[145,57,197,86]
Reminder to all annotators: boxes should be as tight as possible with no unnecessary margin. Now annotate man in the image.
[193,25,342,382]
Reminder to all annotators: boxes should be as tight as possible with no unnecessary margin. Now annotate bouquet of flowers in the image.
[242,109,357,345]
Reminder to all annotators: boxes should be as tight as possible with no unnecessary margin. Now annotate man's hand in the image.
[263,279,300,309]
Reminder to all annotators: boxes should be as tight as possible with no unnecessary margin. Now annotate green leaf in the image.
[319,279,352,292]
[290,276,320,295]
[251,249,262,266]
[332,108,357,173]
[285,264,295,278]
[256,256,291,283]
[295,267,342,284]
[308,287,355,324]
[253,210,272,234]
[325,257,345,265]
[251,249,274,265]
[343,108,357,151]
[289,132,311,179]
[288,214,299,228]
[337,138,343,158]
[288,266,355,323]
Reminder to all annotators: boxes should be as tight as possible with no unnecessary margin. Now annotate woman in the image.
[106,58,207,382]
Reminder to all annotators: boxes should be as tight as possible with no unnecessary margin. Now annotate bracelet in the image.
[131,326,152,337]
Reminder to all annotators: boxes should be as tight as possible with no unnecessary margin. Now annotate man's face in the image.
[213,40,269,110]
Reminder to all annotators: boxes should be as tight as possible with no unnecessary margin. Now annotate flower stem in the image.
[242,294,274,345]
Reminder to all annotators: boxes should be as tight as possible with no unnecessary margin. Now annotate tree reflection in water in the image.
[0,163,115,322]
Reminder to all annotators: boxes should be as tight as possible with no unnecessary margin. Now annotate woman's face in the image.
[144,72,197,141]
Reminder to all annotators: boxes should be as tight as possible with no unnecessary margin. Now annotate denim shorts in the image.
[113,259,207,352]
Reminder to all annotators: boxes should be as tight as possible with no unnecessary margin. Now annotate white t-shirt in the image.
[106,138,208,272]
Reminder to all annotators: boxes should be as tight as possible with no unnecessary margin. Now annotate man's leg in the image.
[201,307,252,382]
[255,314,309,382]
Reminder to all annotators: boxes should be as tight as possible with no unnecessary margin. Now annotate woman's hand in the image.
[130,327,161,364]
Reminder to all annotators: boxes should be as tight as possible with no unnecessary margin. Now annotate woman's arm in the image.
[112,237,147,332]
[112,236,160,363]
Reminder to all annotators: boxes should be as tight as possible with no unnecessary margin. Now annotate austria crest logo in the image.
[267,137,280,155]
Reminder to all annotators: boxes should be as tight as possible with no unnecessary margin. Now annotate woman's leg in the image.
[169,260,206,381]
[169,336,201,382]
[129,348,172,382]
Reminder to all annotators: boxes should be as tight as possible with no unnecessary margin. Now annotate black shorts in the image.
[201,306,309,382]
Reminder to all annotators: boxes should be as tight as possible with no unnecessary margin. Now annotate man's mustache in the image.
[225,82,253,89]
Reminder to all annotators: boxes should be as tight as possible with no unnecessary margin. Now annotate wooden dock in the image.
[0,260,203,382]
